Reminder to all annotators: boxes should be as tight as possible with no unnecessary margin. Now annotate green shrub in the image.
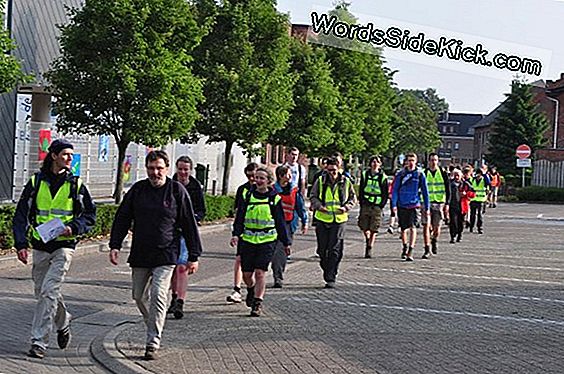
[203,195,235,222]
[0,205,16,249]
[516,186,564,202]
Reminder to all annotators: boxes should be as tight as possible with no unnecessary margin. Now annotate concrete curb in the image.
[0,222,232,271]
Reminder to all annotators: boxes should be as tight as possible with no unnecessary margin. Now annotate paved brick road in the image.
[1,203,563,373]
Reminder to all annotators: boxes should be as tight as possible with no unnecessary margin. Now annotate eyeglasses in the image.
[326,168,338,172]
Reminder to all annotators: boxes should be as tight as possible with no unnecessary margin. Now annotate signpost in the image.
[515,144,532,188]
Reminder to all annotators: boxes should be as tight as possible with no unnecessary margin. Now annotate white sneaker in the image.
[387,226,394,235]
[226,290,242,303]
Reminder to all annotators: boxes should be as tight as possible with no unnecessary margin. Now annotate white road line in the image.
[287,297,564,327]
[341,280,564,304]
[454,252,564,262]
[437,260,564,272]
[358,266,564,285]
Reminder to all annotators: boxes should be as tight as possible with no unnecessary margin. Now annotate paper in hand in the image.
[36,218,67,243]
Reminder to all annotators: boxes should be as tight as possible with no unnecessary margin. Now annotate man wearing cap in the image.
[13,139,97,359]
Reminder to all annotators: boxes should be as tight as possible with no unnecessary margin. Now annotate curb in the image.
[0,222,233,271]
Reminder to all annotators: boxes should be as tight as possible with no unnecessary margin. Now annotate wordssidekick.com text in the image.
[311,12,543,76]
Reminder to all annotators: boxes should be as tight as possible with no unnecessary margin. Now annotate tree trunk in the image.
[113,140,129,204]
[221,140,234,195]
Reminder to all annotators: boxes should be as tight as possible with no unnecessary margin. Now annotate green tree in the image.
[268,39,339,156]
[403,88,449,117]
[486,79,549,175]
[317,2,396,157]
[46,0,204,203]
[0,0,31,93]
[389,91,441,162]
[192,0,295,194]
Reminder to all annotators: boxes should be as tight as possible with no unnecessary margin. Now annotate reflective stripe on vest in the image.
[314,176,350,224]
[31,175,81,242]
[362,170,384,205]
[241,194,281,244]
[279,187,298,222]
[471,178,487,202]
[425,169,446,203]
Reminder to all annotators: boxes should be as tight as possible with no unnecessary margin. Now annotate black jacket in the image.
[12,170,96,252]
[173,174,206,222]
[109,178,203,267]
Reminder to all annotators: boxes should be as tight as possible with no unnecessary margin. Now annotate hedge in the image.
[0,194,235,250]
[515,186,564,202]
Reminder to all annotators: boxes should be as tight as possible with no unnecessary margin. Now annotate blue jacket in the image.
[391,168,430,210]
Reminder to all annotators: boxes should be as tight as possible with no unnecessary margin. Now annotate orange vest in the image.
[280,187,298,222]
[490,174,500,187]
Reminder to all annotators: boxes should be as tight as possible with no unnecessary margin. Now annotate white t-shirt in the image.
[286,162,306,190]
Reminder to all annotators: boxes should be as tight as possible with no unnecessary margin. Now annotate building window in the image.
[442,126,447,133]
[447,142,452,149]
[277,145,284,164]
[454,142,460,150]
[270,144,277,165]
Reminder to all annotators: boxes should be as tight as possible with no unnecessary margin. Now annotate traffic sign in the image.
[516,144,531,159]
[516,158,531,168]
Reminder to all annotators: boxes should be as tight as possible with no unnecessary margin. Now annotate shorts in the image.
[239,241,276,272]
[421,203,443,226]
[358,205,382,232]
[177,238,188,265]
[398,207,418,230]
[491,186,499,198]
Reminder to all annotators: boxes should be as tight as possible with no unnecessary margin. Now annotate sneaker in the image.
[28,344,45,359]
[478,228,484,234]
[324,282,335,289]
[387,226,394,235]
[144,346,158,360]
[57,324,71,349]
[250,299,263,317]
[422,251,430,259]
[273,281,283,289]
[405,247,414,261]
[401,247,407,259]
[456,235,462,242]
[450,238,455,244]
[431,240,438,255]
[245,287,255,308]
[469,227,474,233]
[226,290,242,303]
[364,246,372,259]
[173,299,184,320]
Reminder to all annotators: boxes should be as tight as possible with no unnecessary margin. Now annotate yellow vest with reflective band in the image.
[471,178,487,202]
[425,169,446,203]
[241,193,281,244]
[31,175,82,242]
[314,175,350,224]
[362,170,386,205]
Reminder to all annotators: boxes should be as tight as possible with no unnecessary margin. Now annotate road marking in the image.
[288,297,564,327]
[437,260,564,272]
[358,266,564,285]
[453,252,564,262]
[341,280,564,304]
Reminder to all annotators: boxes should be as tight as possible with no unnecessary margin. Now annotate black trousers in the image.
[315,222,346,283]
[469,201,483,230]
[449,207,464,239]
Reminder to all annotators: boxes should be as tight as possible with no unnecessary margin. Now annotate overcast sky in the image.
[277,0,564,114]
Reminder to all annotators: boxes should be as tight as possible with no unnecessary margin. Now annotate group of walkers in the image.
[12,139,502,361]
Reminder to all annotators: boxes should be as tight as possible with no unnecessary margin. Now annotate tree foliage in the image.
[389,91,441,159]
[46,0,204,203]
[191,0,295,194]
[486,79,549,175]
[268,39,339,156]
[0,0,32,93]
[317,2,396,157]
[403,88,449,117]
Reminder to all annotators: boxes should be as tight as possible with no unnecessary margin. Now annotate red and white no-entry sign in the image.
[516,144,531,159]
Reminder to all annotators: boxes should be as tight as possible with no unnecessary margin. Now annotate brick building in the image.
[436,112,484,167]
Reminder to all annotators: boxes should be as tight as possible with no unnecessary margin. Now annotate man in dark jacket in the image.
[109,150,202,360]
[13,139,96,359]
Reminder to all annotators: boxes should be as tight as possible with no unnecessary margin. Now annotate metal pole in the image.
[522,167,525,188]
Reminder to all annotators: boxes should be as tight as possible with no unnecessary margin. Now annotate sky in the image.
[276,0,564,114]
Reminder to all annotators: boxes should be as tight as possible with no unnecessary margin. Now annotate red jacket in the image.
[460,179,475,215]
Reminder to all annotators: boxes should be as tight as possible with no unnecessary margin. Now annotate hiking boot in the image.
[431,240,438,255]
[226,290,242,303]
[167,295,178,313]
[422,250,431,259]
[28,344,45,359]
[273,281,283,289]
[401,247,407,259]
[364,246,372,259]
[245,286,255,308]
[144,346,158,360]
[250,299,263,317]
[57,324,71,349]
[173,299,184,320]
[456,234,462,242]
